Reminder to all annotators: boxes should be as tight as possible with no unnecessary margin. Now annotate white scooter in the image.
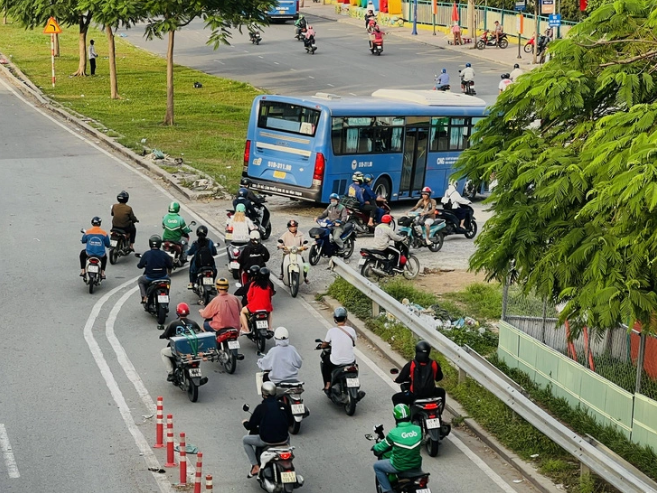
[278,239,309,298]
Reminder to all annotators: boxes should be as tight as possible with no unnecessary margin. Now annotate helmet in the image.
[196,225,208,238]
[333,306,348,322]
[364,174,374,184]
[117,191,129,203]
[176,302,190,317]
[249,265,261,278]
[168,201,180,213]
[261,381,277,398]
[238,188,248,198]
[235,203,246,213]
[441,68,447,74]
[216,278,229,290]
[329,193,340,201]
[501,73,510,79]
[514,63,519,69]
[393,404,411,421]
[259,267,271,280]
[352,171,364,182]
[381,214,392,224]
[274,327,289,340]
[91,216,102,226]
[299,14,304,19]
[149,234,163,249]
[421,186,432,196]
[250,230,261,241]
[415,340,431,363]
[465,62,471,68]
[287,220,298,228]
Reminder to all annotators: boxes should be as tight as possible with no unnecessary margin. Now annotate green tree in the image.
[7,0,92,76]
[456,0,657,335]
[142,0,276,126]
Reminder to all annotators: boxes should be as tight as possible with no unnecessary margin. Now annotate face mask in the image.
[330,200,338,206]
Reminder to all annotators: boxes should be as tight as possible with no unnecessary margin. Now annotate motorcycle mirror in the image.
[242,404,250,412]
[189,220,197,227]
[134,253,142,258]
[215,243,220,248]
[235,282,242,288]
[303,240,309,245]
[390,368,399,375]
[314,338,322,343]
[277,239,284,243]
[80,228,86,234]
[364,434,375,441]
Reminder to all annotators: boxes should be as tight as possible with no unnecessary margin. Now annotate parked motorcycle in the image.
[163,220,196,270]
[243,404,305,492]
[308,220,356,265]
[476,30,509,49]
[279,240,309,298]
[169,331,215,402]
[192,267,217,306]
[109,227,134,264]
[315,340,365,416]
[358,237,420,281]
[209,326,244,374]
[524,34,551,54]
[435,204,477,239]
[365,424,432,492]
[249,30,262,45]
[396,212,446,252]
[343,196,393,235]
[246,310,273,353]
[80,228,103,294]
[304,35,317,54]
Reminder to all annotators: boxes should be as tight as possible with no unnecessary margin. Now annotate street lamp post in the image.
[412,0,418,35]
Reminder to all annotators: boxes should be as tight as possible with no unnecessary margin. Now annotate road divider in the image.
[194,452,204,493]
[154,396,164,448]
[179,432,188,486]
[165,415,177,468]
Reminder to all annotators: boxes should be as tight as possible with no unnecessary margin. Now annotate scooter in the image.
[358,237,420,281]
[304,35,317,54]
[396,212,446,252]
[109,225,135,264]
[258,373,310,435]
[344,196,393,235]
[433,76,450,91]
[476,30,509,49]
[315,340,365,416]
[246,310,273,353]
[249,30,262,45]
[134,252,171,328]
[308,220,356,265]
[459,71,476,95]
[435,204,477,239]
[369,35,384,55]
[80,228,104,294]
[192,267,217,306]
[163,220,196,270]
[169,331,215,402]
[278,240,309,298]
[208,326,244,374]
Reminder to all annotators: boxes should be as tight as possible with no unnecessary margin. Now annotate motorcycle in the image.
[476,30,509,49]
[343,196,393,235]
[209,326,244,374]
[304,35,317,54]
[315,340,365,416]
[433,77,450,91]
[358,237,420,281]
[192,267,217,306]
[308,220,356,265]
[459,71,476,95]
[80,228,103,294]
[435,203,477,239]
[242,404,305,492]
[163,220,196,270]
[278,240,309,298]
[249,30,262,45]
[396,212,446,252]
[365,424,432,492]
[369,34,384,55]
[246,310,273,353]
[169,331,215,402]
[524,34,550,54]
[295,25,307,41]
[108,226,134,264]
[145,278,171,328]
[259,373,310,435]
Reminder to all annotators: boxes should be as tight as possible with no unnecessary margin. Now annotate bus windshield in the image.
[258,100,321,137]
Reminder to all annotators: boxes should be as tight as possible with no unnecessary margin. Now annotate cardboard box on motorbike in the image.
[170,332,217,359]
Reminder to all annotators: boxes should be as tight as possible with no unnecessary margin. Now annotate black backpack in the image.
[194,241,215,269]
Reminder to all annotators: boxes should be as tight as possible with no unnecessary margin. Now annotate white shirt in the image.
[499,79,512,92]
[461,67,475,81]
[509,68,524,82]
[326,325,357,365]
[441,184,471,209]
[88,44,97,59]
[227,217,255,243]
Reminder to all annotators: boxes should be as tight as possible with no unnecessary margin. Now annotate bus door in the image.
[399,123,429,198]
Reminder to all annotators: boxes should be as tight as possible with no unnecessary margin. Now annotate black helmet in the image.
[287,219,298,228]
[415,341,431,363]
[91,216,102,226]
[149,235,163,249]
[249,265,261,278]
[196,225,208,238]
[513,63,520,69]
[258,267,271,280]
[117,191,129,203]
[333,306,348,323]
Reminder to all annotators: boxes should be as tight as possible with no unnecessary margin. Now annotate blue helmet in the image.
[465,62,471,68]
[329,193,340,201]
[441,68,447,74]
[238,187,248,198]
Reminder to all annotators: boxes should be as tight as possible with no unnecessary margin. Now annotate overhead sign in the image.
[541,0,555,14]
[548,13,561,26]
[514,0,527,11]
[43,17,62,35]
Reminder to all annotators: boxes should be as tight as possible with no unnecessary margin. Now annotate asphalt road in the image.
[0,75,537,493]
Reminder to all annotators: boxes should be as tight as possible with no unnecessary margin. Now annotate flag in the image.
[451,2,459,22]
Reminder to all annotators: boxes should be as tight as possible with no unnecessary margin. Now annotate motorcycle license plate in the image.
[228,340,240,350]
[358,258,366,266]
[256,320,268,329]
[87,265,99,273]
[426,418,441,429]
[202,277,214,286]
[346,378,360,387]
[189,368,202,377]
[229,261,240,269]
[291,404,305,415]
[280,471,296,483]
[158,295,169,303]
[110,240,118,247]
[416,489,431,493]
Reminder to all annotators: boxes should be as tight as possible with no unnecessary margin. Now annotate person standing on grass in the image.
[88,40,98,76]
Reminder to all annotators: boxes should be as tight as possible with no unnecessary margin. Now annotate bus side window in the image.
[358,128,373,153]
[345,128,359,154]
[430,117,449,151]
[390,127,403,152]
[450,118,467,150]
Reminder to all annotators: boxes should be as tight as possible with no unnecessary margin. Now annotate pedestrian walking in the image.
[88,39,98,76]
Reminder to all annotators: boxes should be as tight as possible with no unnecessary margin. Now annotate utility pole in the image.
[412,0,418,35]
[533,0,539,64]
[468,0,475,42]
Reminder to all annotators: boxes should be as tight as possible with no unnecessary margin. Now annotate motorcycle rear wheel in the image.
[499,38,509,49]
[290,271,300,298]
[88,278,95,294]
[465,220,478,239]
[343,238,355,259]
[309,244,321,266]
[345,391,357,416]
[223,350,237,374]
[203,289,213,306]
[290,419,301,435]
[256,333,266,353]
[231,268,239,280]
[262,222,272,240]
[427,436,440,456]
[186,375,199,402]
[284,484,295,493]
[109,248,118,265]
[361,261,379,281]
[476,40,486,50]
[524,43,534,53]
[403,255,421,280]
[429,233,444,252]
[157,304,167,325]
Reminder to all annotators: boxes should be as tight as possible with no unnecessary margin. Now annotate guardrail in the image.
[329,257,657,493]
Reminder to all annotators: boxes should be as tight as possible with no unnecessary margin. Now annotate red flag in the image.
[451,2,459,22]
[580,0,587,10]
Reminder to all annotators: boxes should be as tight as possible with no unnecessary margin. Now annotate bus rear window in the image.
[258,101,321,137]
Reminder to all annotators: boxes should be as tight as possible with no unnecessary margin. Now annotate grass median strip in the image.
[0,22,261,193]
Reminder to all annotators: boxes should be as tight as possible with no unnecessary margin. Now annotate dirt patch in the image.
[415,269,488,295]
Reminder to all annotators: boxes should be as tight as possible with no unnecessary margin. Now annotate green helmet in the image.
[168,201,180,213]
[393,403,411,421]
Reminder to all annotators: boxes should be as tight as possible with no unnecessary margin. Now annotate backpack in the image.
[194,241,215,269]
[410,360,440,398]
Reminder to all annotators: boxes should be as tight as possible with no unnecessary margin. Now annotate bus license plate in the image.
[273,171,286,179]
[228,341,240,350]
[110,240,118,247]
[189,368,202,377]
[426,418,441,429]
[280,471,296,483]
[88,265,99,273]
[158,295,169,303]
[346,378,360,387]
[230,261,240,269]
[202,277,214,285]
[291,404,305,414]
[256,320,269,329]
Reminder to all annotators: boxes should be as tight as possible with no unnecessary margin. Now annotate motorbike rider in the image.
[258,327,303,384]
[364,9,376,29]
[278,219,309,284]
[348,172,376,227]
[493,20,504,45]
[238,230,270,274]
[409,186,437,245]
[240,267,275,335]
[137,235,173,304]
[362,174,385,222]
[314,193,348,254]
[186,225,218,290]
[80,216,110,279]
[499,73,512,93]
[460,63,475,92]
[320,307,357,393]
[371,25,384,46]
[373,214,405,271]
[242,381,294,478]
[303,24,316,49]
[233,188,260,224]
[159,303,202,382]
[236,264,262,305]
[391,341,446,410]
[110,190,138,251]
[199,277,242,333]
[435,68,450,89]
[509,63,524,82]
[441,180,472,231]
[294,14,307,39]
[372,404,423,493]
[162,201,192,258]
[227,203,256,244]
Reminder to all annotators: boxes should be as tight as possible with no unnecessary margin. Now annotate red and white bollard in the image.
[164,414,177,468]
[153,396,164,448]
[193,452,203,493]
[178,432,187,486]
[205,474,213,492]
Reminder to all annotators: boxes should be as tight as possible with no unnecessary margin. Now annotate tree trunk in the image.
[106,25,119,99]
[467,0,475,40]
[72,14,91,77]
[164,30,175,126]
[54,34,60,57]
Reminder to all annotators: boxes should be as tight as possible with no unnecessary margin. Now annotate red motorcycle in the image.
[369,32,385,55]
[209,327,243,374]
[343,196,394,235]
[476,30,508,49]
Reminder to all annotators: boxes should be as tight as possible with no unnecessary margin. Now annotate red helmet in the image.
[421,186,432,196]
[381,214,393,224]
[176,302,190,317]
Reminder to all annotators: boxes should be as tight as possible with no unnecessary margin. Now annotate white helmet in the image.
[262,381,277,397]
[250,230,261,241]
[274,327,289,340]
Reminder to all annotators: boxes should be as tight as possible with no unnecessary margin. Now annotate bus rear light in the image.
[313,152,325,184]
[296,1,299,13]
[243,140,251,170]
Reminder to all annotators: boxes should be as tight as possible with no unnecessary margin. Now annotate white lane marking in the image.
[349,93,357,96]
[258,55,263,59]
[216,60,225,65]
[0,424,20,479]
[83,278,174,493]
[274,62,280,65]
[308,76,315,79]
[327,83,334,87]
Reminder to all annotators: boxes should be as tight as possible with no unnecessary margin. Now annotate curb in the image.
[0,57,219,202]
[320,294,562,493]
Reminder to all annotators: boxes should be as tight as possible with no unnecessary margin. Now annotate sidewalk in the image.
[301,2,538,70]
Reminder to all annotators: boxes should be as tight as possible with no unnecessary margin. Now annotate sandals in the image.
[247,466,260,478]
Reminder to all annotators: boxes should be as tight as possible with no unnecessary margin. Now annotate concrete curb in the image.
[320,294,562,493]
[0,57,219,203]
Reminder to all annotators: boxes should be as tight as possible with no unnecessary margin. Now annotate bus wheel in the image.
[373,177,391,200]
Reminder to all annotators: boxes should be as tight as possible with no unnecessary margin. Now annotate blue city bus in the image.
[241,90,487,203]
[267,0,299,21]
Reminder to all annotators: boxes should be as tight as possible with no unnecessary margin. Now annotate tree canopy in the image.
[456,0,657,334]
